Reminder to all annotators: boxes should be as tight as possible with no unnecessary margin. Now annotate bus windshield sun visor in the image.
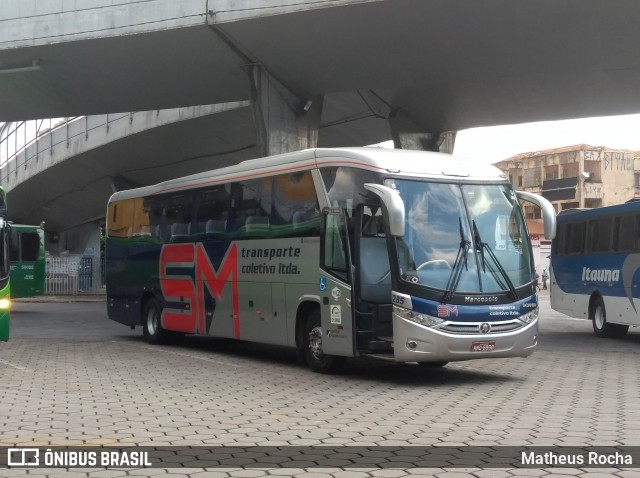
[472,220,517,300]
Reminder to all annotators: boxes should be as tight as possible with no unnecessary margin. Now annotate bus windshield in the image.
[390,179,532,295]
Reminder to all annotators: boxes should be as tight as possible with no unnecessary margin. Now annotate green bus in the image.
[0,188,10,341]
[9,223,45,299]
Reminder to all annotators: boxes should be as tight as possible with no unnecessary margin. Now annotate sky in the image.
[452,113,640,165]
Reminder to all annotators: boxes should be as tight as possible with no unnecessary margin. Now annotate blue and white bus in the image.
[551,201,640,338]
[106,147,556,372]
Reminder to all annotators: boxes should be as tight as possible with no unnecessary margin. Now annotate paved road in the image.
[0,294,639,477]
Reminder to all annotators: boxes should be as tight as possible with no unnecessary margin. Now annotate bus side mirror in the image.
[516,190,557,240]
[363,183,405,237]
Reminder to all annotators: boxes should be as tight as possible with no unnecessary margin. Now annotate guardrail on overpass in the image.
[0,103,250,193]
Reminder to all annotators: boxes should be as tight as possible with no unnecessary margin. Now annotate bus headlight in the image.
[393,305,444,328]
[519,307,538,324]
[0,298,10,309]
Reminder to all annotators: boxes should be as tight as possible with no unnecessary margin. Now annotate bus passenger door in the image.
[319,209,354,357]
[352,205,394,354]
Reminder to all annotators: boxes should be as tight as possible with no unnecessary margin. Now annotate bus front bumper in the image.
[392,313,538,363]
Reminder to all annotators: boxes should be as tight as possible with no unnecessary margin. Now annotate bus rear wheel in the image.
[591,297,628,338]
[302,309,344,374]
[142,298,170,345]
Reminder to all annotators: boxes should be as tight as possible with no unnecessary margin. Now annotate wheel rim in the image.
[146,307,158,336]
[594,305,605,330]
[308,326,324,361]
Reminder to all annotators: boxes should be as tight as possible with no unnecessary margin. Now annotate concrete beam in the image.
[3,0,640,133]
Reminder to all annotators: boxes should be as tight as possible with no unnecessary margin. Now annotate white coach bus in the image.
[106,147,556,373]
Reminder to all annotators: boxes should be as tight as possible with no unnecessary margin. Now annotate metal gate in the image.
[45,255,104,295]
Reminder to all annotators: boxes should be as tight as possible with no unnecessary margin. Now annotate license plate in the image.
[471,341,496,352]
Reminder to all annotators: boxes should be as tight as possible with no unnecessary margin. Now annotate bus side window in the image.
[194,187,231,239]
[272,171,320,237]
[233,179,272,238]
[147,197,165,243]
[321,166,380,214]
[131,198,151,238]
[615,215,637,252]
[107,200,135,238]
[166,193,195,243]
[9,228,19,262]
[322,212,350,283]
[567,222,585,254]
[552,224,563,256]
[588,218,612,253]
[20,232,41,261]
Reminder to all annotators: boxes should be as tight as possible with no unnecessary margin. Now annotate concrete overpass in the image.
[2,0,640,252]
[3,0,640,128]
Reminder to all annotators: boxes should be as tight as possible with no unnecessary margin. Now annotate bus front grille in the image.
[438,320,525,335]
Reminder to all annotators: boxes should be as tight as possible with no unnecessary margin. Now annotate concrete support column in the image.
[389,110,456,153]
[248,65,323,157]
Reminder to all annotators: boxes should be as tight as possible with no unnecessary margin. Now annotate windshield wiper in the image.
[442,218,470,302]
[472,220,517,299]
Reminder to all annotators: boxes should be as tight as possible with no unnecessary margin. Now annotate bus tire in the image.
[142,298,169,345]
[591,297,628,338]
[302,309,344,374]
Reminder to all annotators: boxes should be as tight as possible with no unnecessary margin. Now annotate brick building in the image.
[494,144,640,219]
[494,144,640,273]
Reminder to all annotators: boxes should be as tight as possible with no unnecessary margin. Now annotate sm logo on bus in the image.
[437,304,458,318]
[159,243,240,338]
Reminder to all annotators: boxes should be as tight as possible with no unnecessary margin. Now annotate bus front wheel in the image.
[302,309,344,374]
[591,297,628,338]
[142,298,170,345]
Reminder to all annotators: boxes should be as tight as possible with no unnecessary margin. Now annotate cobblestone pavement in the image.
[0,293,639,477]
